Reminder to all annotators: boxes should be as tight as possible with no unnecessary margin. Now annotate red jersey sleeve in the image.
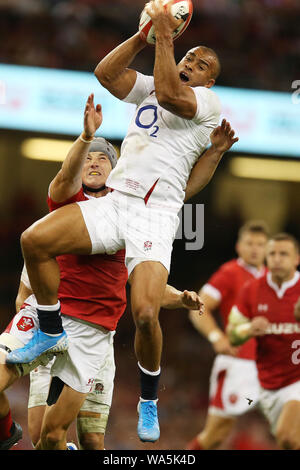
[47,188,85,212]
[205,265,233,301]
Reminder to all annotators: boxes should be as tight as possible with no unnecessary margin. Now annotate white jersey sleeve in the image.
[193,86,221,124]
[123,72,155,107]
[21,264,31,290]
[201,283,222,302]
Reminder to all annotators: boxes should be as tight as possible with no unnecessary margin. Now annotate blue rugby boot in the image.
[6,328,68,364]
[67,442,78,450]
[137,399,160,443]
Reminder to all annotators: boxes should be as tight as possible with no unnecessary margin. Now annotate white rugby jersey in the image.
[106,72,221,212]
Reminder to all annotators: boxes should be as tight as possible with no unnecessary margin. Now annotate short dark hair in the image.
[238,220,270,240]
[269,232,300,253]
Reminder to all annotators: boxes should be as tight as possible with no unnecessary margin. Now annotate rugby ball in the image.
[139,0,193,45]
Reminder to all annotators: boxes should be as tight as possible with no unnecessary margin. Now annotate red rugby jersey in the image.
[47,188,128,330]
[202,259,266,360]
[235,272,300,389]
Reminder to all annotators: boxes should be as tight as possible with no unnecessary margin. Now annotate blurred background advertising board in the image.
[0,64,299,158]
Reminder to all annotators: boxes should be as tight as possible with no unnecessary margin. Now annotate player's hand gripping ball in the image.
[139,0,193,45]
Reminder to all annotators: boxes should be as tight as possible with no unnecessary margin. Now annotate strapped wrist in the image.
[208,330,222,343]
[80,132,94,144]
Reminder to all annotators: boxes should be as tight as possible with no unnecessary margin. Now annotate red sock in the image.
[186,436,203,450]
[0,410,13,441]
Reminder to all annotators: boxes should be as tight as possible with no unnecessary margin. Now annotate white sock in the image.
[37,301,61,311]
[138,361,161,376]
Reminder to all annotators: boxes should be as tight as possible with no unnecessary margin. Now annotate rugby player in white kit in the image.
[6,0,222,442]
[0,107,237,451]
[0,94,210,451]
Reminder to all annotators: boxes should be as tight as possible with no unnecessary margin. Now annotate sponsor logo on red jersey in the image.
[17,316,34,332]
[265,322,300,335]
[258,304,268,312]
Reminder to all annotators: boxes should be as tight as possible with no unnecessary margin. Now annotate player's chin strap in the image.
[82,184,106,193]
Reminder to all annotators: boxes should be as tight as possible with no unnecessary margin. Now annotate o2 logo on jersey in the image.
[135,105,159,138]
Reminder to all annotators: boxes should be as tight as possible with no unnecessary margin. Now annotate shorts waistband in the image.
[62,314,111,335]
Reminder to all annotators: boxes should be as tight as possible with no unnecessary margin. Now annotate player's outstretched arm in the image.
[161,285,204,314]
[189,291,237,355]
[94,33,146,100]
[185,119,239,201]
[145,0,198,119]
[49,94,102,203]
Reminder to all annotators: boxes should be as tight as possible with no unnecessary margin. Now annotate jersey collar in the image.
[266,271,300,299]
[237,258,265,279]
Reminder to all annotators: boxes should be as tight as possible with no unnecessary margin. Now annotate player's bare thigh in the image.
[276,400,300,449]
[40,384,87,447]
[22,203,92,258]
[129,261,169,315]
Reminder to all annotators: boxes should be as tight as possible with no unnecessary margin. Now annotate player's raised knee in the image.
[42,426,65,449]
[134,306,157,332]
[79,432,104,450]
[21,225,48,259]
[21,226,40,255]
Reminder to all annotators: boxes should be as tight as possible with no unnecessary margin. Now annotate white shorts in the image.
[28,360,54,408]
[259,380,300,435]
[208,355,260,418]
[1,302,115,394]
[51,316,115,394]
[77,190,179,276]
[28,341,115,411]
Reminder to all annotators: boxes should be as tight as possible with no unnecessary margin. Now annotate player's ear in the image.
[235,241,241,256]
[205,78,215,89]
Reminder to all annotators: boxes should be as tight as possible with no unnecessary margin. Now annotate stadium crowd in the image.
[0,0,299,91]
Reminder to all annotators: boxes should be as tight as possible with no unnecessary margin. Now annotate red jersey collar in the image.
[237,258,266,279]
[266,271,300,299]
